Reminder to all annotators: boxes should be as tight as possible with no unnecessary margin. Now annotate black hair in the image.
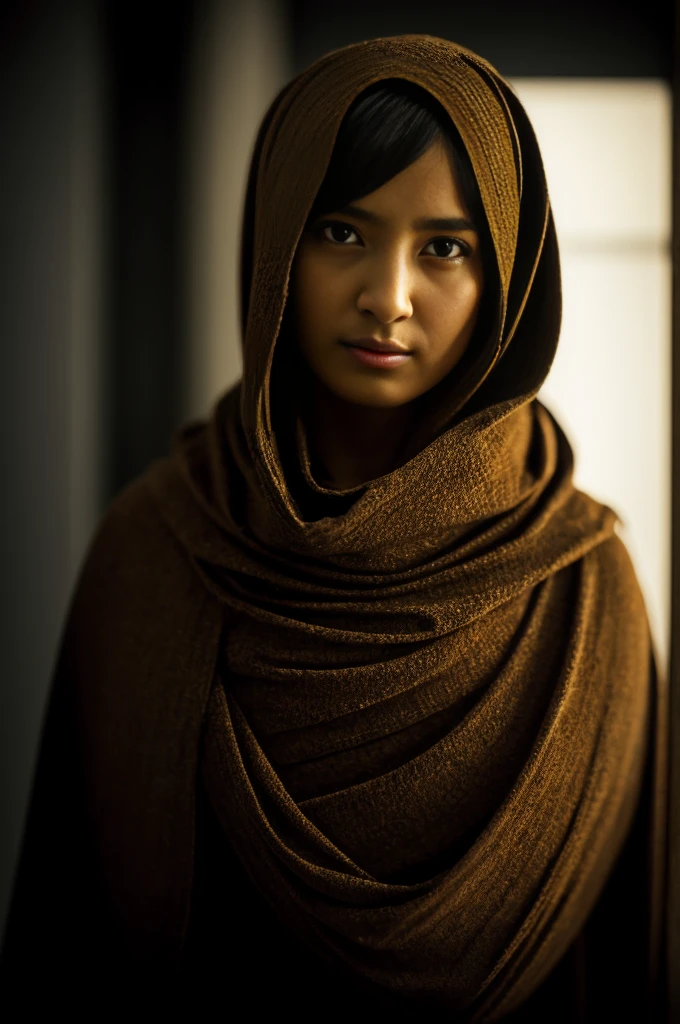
[308,78,488,238]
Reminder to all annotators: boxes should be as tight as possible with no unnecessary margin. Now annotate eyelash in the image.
[317,220,472,261]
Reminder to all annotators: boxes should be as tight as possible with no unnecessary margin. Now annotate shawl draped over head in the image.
[3,34,668,1022]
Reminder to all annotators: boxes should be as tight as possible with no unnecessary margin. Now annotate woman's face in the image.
[290,139,485,409]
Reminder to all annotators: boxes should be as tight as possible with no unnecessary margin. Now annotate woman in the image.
[2,35,668,1021]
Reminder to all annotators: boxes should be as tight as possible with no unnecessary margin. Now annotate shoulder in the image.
[593,527,647,619]
[79,460,184,588]
[60,458,223,679]
[584,528,654,688]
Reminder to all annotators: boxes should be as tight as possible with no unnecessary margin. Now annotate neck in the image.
[305,378,417,490]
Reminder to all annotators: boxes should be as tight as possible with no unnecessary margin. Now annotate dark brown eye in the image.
[423,237,467,259]
[322,222,360,245]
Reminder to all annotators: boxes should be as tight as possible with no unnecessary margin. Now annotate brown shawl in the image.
[2,34,668,1022]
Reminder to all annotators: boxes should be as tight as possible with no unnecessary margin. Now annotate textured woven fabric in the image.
[2,34,667,1021]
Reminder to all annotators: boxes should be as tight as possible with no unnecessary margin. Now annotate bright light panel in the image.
[511,78,671,667]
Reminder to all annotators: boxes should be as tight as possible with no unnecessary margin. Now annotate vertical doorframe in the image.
[669,1,680,1015]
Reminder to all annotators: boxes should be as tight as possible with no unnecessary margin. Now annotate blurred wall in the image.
[1,0,104,942]
[287,0,673,78]
[104,0,194,500]
[185,0,289,421]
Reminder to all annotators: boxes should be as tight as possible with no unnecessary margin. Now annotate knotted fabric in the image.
[142,35,666,1021]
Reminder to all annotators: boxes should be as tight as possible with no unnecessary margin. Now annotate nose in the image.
[356,252,413,324]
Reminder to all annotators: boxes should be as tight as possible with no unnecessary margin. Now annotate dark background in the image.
[1,0,676,999]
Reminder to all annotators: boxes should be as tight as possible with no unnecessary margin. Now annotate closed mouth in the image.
[341,338,411,354]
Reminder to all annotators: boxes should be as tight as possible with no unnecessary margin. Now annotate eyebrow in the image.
[335,203,477,233]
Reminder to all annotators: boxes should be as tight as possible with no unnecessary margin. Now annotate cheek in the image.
[459,274,484,327]
[426,274,483,340]
[293,255,346,336]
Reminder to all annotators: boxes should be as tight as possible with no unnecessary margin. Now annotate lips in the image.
[341,337,411,354]
[339,337,413,370]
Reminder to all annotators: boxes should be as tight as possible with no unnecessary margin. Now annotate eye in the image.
[321,221,361,245]
[422,237,470,260]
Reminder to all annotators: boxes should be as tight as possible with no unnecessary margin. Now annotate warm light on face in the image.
[290,140,485,409]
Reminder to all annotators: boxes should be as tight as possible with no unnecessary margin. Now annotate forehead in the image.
[346,141,471,218]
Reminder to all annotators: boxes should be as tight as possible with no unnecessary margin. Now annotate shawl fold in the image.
[2,34,668,1022]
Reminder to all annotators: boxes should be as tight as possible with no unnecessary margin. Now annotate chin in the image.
[327,379,415,409]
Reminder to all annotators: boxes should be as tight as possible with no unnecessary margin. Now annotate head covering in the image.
[3,33,666,1022]
[141,34,667,1020]
[237,30,560,508]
